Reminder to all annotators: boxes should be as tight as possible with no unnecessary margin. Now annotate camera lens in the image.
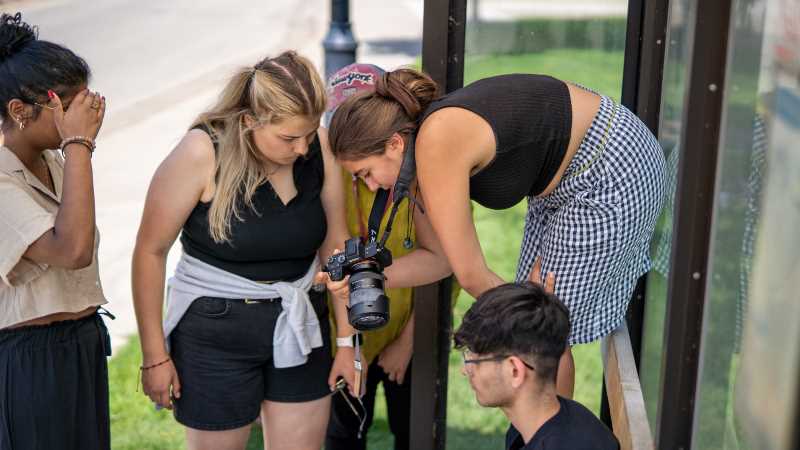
[347,261,390,330]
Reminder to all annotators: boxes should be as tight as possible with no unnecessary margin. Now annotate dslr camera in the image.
[324,237,393,331]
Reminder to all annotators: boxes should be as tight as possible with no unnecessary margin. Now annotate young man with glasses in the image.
[454,282,619,450]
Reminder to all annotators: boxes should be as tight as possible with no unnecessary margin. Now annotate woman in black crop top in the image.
[132,51,357,450]
[327,68,666,400]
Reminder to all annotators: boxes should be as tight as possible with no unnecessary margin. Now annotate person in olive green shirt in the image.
[322,63,458,450]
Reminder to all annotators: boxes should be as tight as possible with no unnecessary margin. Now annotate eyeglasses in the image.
[461,351,536,372]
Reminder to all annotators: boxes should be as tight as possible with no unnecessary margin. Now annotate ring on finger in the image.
[90,91,101,109]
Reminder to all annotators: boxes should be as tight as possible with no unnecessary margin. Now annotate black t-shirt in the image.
[506,397,619,450]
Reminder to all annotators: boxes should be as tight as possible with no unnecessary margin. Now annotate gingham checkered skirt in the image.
[515,96,666,345]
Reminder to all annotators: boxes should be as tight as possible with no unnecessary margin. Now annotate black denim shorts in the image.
[170,290,332,431]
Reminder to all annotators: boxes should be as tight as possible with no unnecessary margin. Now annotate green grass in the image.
[109,46,623,449]
[109,341,185,450]
[465,17,626,56]
[465,49,625,101]
[108,340,266,450]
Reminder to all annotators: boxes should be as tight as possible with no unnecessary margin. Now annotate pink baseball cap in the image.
[326,63,386,113]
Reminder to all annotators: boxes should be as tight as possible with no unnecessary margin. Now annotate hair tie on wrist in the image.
[140,357,171,371]
[136,357,171,392]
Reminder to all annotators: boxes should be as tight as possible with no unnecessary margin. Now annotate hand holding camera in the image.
[314,252,350,305]
[323,236,392,331]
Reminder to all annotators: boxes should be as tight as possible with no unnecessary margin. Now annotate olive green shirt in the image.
[330,170,459,363]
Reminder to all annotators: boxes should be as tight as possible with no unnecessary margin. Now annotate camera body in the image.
[324,237,393,330]
[324,236,392,282]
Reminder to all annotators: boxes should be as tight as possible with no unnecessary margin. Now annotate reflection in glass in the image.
[695,0,800,449]
[639,0,693,435]
[690,0,768,448]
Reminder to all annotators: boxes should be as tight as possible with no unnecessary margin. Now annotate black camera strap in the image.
[366,131,420,245]
[351,192,384,400]
[366,188,390,244]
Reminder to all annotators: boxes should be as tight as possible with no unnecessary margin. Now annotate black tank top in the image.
[420,74,572,209]
[180,127,327,281]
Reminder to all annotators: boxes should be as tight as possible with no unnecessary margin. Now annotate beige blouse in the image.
[0,146,106,329]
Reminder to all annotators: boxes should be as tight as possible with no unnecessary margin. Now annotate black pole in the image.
[408,3,466,450]
[657,0,733,446]
[323,0,357,80]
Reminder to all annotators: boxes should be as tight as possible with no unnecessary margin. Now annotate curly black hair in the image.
[0,12,37,61]
[453,282,571,383]
[0,12,90,121]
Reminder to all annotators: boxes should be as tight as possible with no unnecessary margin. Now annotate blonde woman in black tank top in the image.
[327,68,666,400]
[133,52,358,450]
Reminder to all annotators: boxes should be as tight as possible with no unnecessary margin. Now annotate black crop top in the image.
[179,128,327,281]
[420,74,572,210]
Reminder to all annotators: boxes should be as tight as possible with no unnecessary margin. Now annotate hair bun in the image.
[374,69,439,122]
[0,13,37,63]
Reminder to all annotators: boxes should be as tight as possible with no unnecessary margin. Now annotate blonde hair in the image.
[192,51,327,243]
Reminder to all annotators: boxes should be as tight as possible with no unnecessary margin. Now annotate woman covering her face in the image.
[327,67,666,398]
[0,12,110,450]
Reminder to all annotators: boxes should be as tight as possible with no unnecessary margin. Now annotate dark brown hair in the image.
[327,68,440,160]
[454,282,571,383]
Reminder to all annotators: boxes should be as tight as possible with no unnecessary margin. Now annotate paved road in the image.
[2,0,422,352]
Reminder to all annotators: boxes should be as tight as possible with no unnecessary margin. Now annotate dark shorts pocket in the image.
[188,297,232,318]
[175,298,260,351]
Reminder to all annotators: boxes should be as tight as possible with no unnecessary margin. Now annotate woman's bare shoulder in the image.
[417,107,496,171]
[150,128,217,202]
[173,128,216,168]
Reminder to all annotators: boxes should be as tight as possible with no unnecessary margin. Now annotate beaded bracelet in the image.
[136,356,171,392]
[59,136,95,158]
[140,357,171,371]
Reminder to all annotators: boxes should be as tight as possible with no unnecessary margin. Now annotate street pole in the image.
[323,0,357,80]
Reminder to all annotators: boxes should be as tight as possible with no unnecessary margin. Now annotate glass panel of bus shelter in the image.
[692,1,800,449]
[638,0,693,436]
[451,1,628,447]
